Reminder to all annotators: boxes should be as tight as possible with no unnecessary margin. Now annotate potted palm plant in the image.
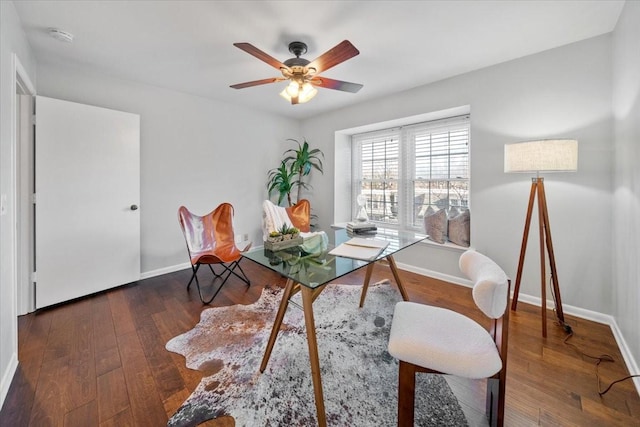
[284,138,324,205]
[267,138,324,207]
[267,161,296,206]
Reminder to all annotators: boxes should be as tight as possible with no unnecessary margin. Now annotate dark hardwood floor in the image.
[1,259,639,426]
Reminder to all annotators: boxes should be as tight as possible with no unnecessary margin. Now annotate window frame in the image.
[351,114,470,232]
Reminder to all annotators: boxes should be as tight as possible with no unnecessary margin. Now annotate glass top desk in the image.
[242,227,425,427]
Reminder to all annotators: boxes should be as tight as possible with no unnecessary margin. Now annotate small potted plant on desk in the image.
[265,224,302,251]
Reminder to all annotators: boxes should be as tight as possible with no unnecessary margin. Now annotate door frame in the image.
[12,53,36,315]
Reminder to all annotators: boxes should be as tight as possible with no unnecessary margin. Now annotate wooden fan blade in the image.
[310,77,363,93]
[230,77,284,89]
[306,40,360,74]
[233,42,288,70]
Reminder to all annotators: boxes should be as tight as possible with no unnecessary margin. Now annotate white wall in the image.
[302,35,613,317]
[612,1,640,375]
[36,60,301,275]
[0,0,37,407]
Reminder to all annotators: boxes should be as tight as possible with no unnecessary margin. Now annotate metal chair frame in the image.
[178,203,251,304]
[186,259,250,304]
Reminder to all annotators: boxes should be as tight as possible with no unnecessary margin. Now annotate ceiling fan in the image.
[230,40,363,105]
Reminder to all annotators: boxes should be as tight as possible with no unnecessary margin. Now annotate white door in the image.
[35,96,140,309]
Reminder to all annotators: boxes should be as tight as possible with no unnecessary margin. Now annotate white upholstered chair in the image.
[387,250,511,427]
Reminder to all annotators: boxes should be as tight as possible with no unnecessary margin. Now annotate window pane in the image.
[361,138,399,181]
[450,154,469,179]
[358,135,399,225]
[411,189,428,226]
[353,115,469,232]
[412,179,469,226]
[420,180,447,209]
[357,182,398,224]
[449,180,469,208]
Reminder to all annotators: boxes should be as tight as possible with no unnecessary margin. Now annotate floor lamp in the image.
[505,139,578,337]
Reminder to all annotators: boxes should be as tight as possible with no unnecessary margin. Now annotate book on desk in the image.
[328,237,389,261]
[346,221,378,235]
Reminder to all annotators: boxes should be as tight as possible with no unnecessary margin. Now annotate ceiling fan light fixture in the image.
[280,82,317,104]
[279,88,292,102]
[298,83,318,103]
[285,81,300,97]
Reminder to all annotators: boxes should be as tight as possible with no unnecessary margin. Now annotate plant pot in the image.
[264,236,304,251]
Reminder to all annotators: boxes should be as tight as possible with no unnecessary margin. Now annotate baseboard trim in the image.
[1,352,18,409]
[609,318,640,394]
[397,262,472,288]
[395,261,640,395]
[140,262,191,280]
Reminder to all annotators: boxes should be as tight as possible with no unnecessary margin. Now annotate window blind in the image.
[352,114,470,230]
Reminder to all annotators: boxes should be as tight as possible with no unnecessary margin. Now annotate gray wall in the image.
[36,61,301,274]
[0,0,37,404]
[612,1,640,375]
[302,34,613,317]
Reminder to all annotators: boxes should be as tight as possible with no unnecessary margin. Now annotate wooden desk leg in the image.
[260,278,295,373]
[387,255,409,301]
[301,286,327,427]
[359,262,375,308]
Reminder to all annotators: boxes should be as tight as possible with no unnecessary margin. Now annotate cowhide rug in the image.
[165,280,468,426]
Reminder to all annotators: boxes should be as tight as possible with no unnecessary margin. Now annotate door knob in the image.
[130,204,139,211]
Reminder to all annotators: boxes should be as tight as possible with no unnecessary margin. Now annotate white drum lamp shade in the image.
[504,139,578,173]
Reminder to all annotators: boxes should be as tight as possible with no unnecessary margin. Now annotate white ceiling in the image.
[13,0,624,120]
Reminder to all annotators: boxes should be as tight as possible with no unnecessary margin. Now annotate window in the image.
[352,115,470,231]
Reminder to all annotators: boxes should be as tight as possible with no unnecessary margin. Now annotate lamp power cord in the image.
[549,276,639,396]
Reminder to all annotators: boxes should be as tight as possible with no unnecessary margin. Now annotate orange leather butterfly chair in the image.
[178,203,251,304]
